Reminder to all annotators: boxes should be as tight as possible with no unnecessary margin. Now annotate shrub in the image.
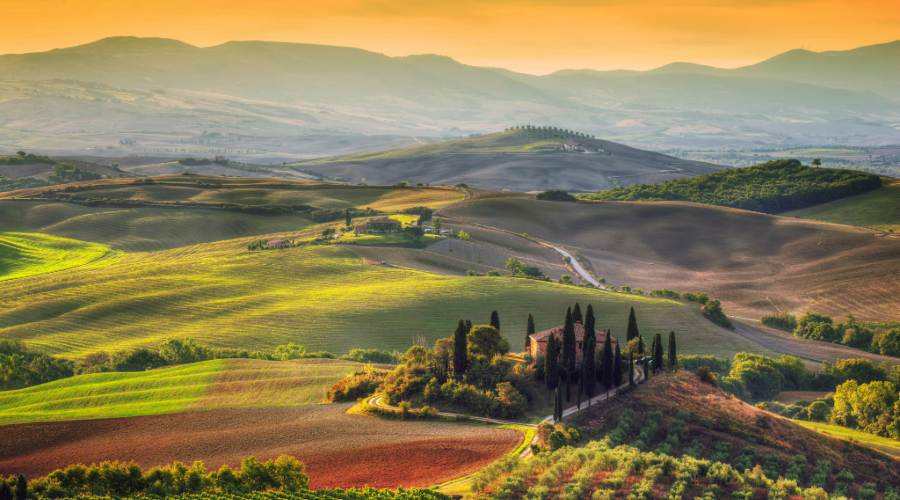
[859,483,877,500]
[695,367,718,386]
[761,312,798,332]
[734,446,756,473]
[536,189,577,202]
[398,401,412,419]
[326,367,389,402]
[784,455,807,482]
[809,460,831,489]
[710,442,732,463]
[417,406,437,418]
[683,440,704,459]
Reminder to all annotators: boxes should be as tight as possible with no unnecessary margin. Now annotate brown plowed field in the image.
[442,197,900,322]
[0,404,520,489]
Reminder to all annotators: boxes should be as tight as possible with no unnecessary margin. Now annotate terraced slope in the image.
[0,232,112,281]
[0,232,773,359]
[441,195,900,323]
[0,358,362,425]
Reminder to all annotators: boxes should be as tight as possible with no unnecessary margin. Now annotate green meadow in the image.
[0,232,112,281]
[0,229,772,359]
[795,421,900,457]
[784,177,900,232]
[0,358,362,425]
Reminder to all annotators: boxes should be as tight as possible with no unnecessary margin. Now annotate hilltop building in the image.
[527,321,617,362]
[267,239,290,249]
[561,139,586,152]
[354,218,402,234]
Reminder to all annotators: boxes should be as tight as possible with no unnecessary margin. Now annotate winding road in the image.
[546,245,604,289]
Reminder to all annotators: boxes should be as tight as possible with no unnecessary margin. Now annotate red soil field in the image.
[0,404,520,489]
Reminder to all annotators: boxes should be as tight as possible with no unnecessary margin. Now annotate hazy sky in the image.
[2,0,898,74]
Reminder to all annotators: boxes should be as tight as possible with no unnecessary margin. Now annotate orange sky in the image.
[1,0,898,74]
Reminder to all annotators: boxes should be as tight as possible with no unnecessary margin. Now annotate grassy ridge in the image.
[0,358,361,425]
[795,421,900,457]
[0,232,112,281]
[0,230,771,359]
[783,177,900,232]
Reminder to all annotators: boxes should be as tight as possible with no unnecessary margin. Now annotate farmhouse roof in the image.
[267,239,285,244]
[367,218,401,224]
[529,322,616,344]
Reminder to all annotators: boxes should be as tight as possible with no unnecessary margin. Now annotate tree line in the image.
[579,159,883,214]
[762,311,900,357]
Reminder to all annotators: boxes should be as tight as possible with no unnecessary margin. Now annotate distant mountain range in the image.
[0,37,898,153]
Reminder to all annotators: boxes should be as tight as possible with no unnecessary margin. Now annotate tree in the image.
[15,476,25,500]
[545,333,559,390]
[453,319,468,376]
[811,158,822,168]
[0,481,11,500]
[582,335,596,399]
[345,209,352,227]
[554,377,563,421]
[629,353,635,386]
[573,303,582,324]
[577,373,583,410]
[562,308,576,373]
[613,343,623,389]
[566,358,573,402]
[490,311,500,331]
[626,307,639,342]
[668,330,678,371]
[432,217,443,233]
[402,225,425,243]
[465,319,472,334]
[637,335,645,358]
[584,304,596,342]
[525,314,535,350]
[602,330,613,393]
[467,325,509,358]
[652,332,664,374]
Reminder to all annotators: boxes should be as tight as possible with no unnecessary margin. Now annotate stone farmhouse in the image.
[355,218,402,235]
[267,239,290,249]
[527,321,618,363]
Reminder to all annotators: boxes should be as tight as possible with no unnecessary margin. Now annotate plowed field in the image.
[0,404,520,489]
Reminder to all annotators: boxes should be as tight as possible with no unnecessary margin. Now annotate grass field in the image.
[783,177,900,232]
[0,358,362,425]
[0,200,318,252]
[0,229,774,359]
[1,176,464,212]
[772,391,833,405]
[0,232,112,281]
[795,421,900,457]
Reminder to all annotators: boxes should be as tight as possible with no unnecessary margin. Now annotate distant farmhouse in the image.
[355,218,402,235]
[527,321,617,362]
[267,239,290,249]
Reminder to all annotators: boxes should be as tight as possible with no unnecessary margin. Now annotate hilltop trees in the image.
[467,326,509,358]
[453,320,468,377]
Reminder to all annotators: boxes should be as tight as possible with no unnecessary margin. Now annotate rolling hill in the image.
[0,37,898,154]
[439,192,900,327]
[298,129,724,191]
[783,177,900,232]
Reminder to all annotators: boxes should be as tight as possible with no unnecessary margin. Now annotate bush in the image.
[809,460,831,488]
[702,300,734,330]
[711,442,732,463]
[761,312,798,332]
[326,367,389,402]
[734,446,756,473]
[536,189,577,202]
[785,455,807,482]
[398,401,412,419]
[695,367,718,386]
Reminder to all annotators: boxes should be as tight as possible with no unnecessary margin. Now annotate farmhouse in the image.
[527,321,617,362]
[354,218,402,234]
[267,239,290,249]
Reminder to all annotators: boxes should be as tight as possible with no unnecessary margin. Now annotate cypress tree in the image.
[629,352,635,386]
[465,319,472,334]
[15,477,25,500]
[0,481,11,500]
[545,333,559,389]
[643,358,650,381]
[637,334,645,356]
[653,332,664,374]
[626,307,639,342]
[583,335,596,399]
[526,313,535,350]
[613,343,623,389]
[572,302,583,324]
[584,304,596,343]
[490,311,500,331]
[668,330,677,372]
[602,329,614,393]
[453,319,468,377]
[554,377,563,421]
[565,359,573,402]
[345,208,352,227]
[577,374,582,410]
[562,308,576,372]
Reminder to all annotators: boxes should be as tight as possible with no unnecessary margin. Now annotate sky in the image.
[1,0,898,74]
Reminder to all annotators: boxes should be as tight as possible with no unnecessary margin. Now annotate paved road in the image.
[546,245,606,289]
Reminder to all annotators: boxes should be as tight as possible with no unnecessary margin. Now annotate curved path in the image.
[545,245,605,289]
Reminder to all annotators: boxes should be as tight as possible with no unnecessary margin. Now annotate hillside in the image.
[439,194,900,326]
[297,129,724,191]
[0,230,772,359]
[784,177,900,232]
[0,358,361,425]
[0,232,111,280]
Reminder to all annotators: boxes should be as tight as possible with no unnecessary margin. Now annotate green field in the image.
[783,177,900,232]
[0,232,112,281]
[0,358,362,425]
[0,229,774,359]
[795,421,900,457]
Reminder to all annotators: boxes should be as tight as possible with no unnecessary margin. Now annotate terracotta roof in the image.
[367,218,401,224]
[267,239,285,244]
[529,323,616,343]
